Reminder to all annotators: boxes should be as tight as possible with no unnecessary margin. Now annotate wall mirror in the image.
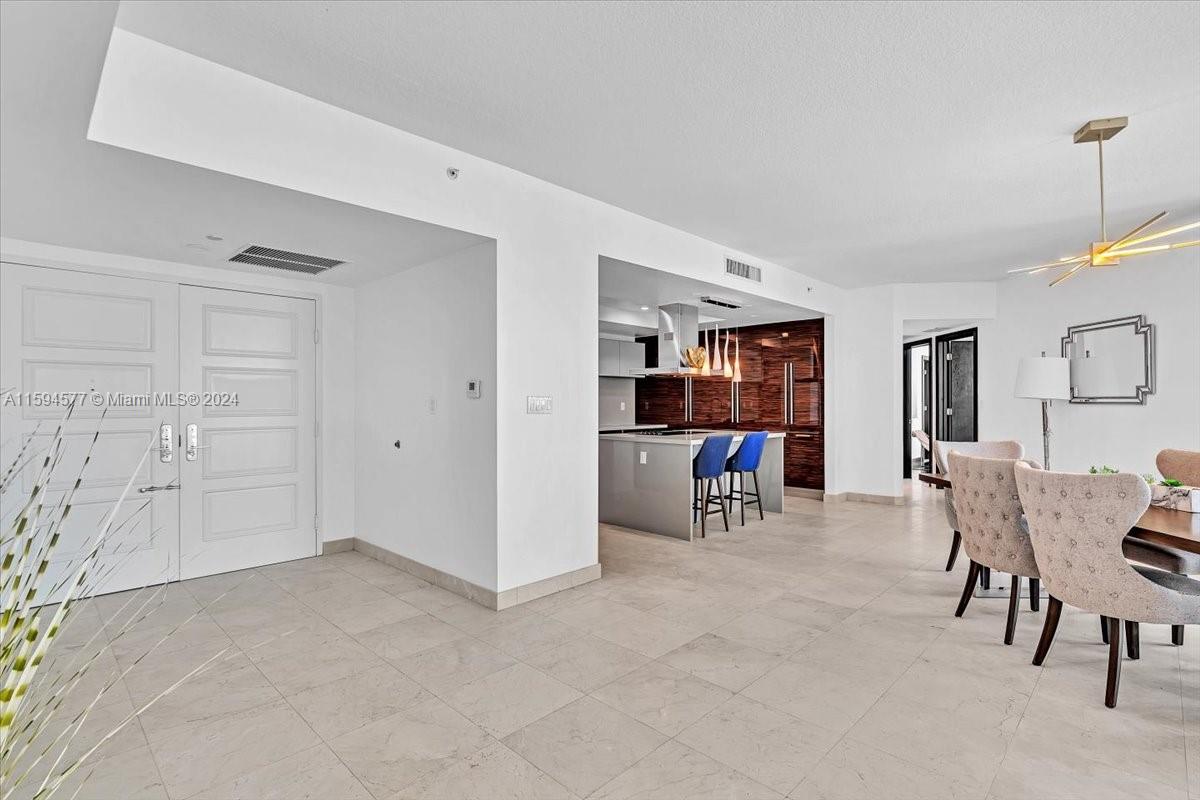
[1060,315,1154,404]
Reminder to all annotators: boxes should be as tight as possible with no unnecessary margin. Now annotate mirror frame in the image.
[1060,315,1154,405]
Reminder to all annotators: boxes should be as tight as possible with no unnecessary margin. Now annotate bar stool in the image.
[692,434,733,537]
[725,431,768,525]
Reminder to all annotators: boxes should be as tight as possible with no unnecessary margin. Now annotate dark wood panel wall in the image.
[634,319,825,489]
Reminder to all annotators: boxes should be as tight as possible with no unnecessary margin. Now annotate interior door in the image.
[0,264,180,597]
[177,286,317,579]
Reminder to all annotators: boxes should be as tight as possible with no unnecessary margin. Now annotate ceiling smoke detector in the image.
[228,245,347,275]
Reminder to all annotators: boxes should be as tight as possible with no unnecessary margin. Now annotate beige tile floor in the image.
[18,485,1199,799]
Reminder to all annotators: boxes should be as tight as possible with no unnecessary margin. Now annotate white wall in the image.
[0,237,358,543]
[978,248,1200,476]
[354,242,499,590]
[88,30,845,593]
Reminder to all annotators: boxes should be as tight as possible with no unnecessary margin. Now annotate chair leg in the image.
[980,566,991,590]
[956,560,980,617]
[739,471,746,526]
[1105,617,1122,708]
[1029,577,1040,611]
[752,470,764,520]
[700,480,708,538]
[694,479,700,524]
[1172,625,1184,646]
[717,476,730,532]
[1032,595,1063,666]
[1124,620,1140,660]
[1100,615,1110,644]
[1004,575,1021,645]
[945,531,961,572]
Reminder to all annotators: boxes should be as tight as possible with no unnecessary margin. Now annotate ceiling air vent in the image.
[700,295,742,310]
[228,245,346,275]
[725,257,762,283]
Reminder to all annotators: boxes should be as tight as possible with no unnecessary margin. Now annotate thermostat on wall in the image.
[466,378,482,399]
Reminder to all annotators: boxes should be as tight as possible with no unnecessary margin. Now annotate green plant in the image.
[1160,478,1184,487]
[1,404,228,800]
[1088,465,1119,474]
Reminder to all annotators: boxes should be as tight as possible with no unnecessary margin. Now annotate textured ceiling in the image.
[115,0,1200,287]
[0,1,486,285]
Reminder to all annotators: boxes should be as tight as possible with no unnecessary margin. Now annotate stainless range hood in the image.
[638,303,703,376]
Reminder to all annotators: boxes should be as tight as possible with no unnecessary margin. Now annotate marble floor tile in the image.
[742,658,895,734]
[792,738,987,800]
[135,651,280,739]
[328,696,492,799]
[591,610,707,658]
[6,744,168,800]
[591,661,733,737]
[317,594,424,636]
[713,609,826,656]
[355,613,466,662]
[248,627,382,695]
[396,741,577,800]
[441,662,582,737]
[285,663,430,740]
[393,635,517,694]
[149,697,321,799]
[503,696,666,798]
[675,695,839,795]
[591,739,783,800]
[189,744,372,800]
[524,635,649,692]
[478,614,585,659]
[660,632,784,691]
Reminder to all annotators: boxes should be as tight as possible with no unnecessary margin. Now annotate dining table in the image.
[918,472,1200,554]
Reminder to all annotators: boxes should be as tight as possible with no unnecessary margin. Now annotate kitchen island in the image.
[599,430,786,540]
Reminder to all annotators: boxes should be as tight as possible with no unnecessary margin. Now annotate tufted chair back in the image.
[1014,463,1200,624]
[1157,449,1200,488]
[934,440,1024,532]
[946,453,1041,578]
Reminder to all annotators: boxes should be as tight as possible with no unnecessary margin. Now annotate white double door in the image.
[1,265,317,595]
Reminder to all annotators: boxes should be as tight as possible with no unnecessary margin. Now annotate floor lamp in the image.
[1014,354,1071,469]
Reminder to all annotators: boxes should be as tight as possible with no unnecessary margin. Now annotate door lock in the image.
[159,423,173,463]
[185,424,212,461]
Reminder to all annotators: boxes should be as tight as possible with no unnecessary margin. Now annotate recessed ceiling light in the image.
[205,234,224,241]
[639,306,650,311]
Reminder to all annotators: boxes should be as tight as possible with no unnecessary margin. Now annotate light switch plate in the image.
[526,395,553,414]
[619,401,626,411]
[639,450,647,464]
[466,378,482,399]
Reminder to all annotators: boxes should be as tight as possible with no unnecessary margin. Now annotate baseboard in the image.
[784,486,825,500]
[349,538,600,610]
[321,537,355,554]
[823,491,905,506]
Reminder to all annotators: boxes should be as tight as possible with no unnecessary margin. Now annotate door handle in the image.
[138,482,180,494]
[185,424,212,461]
[159,423,173,463]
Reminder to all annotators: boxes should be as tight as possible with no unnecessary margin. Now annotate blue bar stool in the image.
[725,431,768,525]
[692,434,733,537]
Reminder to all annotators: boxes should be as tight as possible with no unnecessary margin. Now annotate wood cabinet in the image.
[634,319,825,490]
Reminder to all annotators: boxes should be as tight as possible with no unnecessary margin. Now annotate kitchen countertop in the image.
[597,424,669,433]
[598,429,786,446]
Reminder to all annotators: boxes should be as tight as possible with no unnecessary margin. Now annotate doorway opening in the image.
[935,327,978,443]
[902,339,932,478]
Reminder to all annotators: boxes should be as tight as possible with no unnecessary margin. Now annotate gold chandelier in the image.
[1010,117,1198,287]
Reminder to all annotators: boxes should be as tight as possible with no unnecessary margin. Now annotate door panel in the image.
[1,264,180,597]
[178,286,316,579]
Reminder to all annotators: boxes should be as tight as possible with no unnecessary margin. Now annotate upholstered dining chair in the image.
[1120,448,1200,646]
[934,440,1025,584]
[1015,463,1200,708]
[946,452,1042,645]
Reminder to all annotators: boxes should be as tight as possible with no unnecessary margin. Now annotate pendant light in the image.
[711,323,722,373]
[722,330,733,378]
[732,330,743,383]
[700,327,712,376]
[1009,117,1198,286]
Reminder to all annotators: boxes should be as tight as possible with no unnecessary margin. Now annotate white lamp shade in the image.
[1014,356,1070,400]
